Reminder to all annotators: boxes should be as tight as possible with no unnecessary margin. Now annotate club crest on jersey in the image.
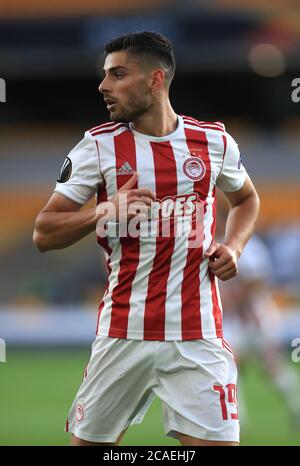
[75,402,85,423]
[183,157,206,181]
[57,157,72,183]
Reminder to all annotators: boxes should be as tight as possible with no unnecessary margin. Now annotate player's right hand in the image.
[112,173,155,222]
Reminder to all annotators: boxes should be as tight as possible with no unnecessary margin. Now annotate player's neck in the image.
[131,100,177,138]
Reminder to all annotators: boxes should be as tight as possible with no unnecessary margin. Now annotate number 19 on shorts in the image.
[213,384,238,420]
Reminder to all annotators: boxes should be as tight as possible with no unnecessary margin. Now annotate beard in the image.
[110,94,152,123]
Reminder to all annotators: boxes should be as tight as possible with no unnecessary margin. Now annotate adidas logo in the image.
[116,162,135,175]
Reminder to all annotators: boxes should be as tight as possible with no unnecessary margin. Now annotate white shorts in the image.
[66,336,239,443]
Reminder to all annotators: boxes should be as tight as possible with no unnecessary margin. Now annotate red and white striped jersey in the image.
[55,115,247,340]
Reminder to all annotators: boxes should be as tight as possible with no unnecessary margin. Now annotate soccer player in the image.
[33,31,260,446]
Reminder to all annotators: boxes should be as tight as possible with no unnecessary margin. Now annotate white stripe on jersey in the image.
[215,276,223,313]
[199,264,215,338]
[200,133,220,338]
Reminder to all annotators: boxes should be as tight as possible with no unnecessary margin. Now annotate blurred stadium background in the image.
[0,0,300,446]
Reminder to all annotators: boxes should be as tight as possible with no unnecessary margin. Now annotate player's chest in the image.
[100,137,222,199]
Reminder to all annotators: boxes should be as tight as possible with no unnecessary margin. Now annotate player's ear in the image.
[149,69,165,94]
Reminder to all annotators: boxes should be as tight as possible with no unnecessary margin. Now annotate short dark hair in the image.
[104,31,176,84]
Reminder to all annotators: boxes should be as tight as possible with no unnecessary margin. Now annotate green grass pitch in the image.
[0,348,299,445]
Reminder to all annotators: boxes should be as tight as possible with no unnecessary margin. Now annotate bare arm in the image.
[205,175,260,281]
[33,193,101,252]
[222,175,260,257]
[33,173,155,252]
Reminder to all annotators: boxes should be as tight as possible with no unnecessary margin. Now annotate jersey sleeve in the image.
[216,132,247,192]
[54,131,103,205]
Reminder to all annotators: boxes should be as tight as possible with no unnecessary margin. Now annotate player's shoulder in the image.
[86,121,130,139]
[181,115,226,133]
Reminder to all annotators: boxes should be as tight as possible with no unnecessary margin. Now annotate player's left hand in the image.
[204,242,238,281]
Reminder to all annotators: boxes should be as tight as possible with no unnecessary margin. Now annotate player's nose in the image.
[98,81,104,94]
[98,76,109,94]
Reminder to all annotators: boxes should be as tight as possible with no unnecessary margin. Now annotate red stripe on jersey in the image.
[183,119,225,133]
[93,149,112,335]
[95,141,112,277]
[209,272,223,337]
[143,141,177,340]
[198,125,224,132]
[65,419,69,432]
[184,128,211,203]
[90,123,128,136]
[181,127,212,339]
[95,145,112,257]
[90,121,126,131]
[108,131,139,339]
[88,121,115,132]
[89,121,116,132]
[181,115,205,124]
[182,114,224,125]
[209,186,223,337]
[182,115,225,130]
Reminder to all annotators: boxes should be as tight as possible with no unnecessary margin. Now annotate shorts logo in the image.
[75,402,85,423]
[183,157,206,181]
